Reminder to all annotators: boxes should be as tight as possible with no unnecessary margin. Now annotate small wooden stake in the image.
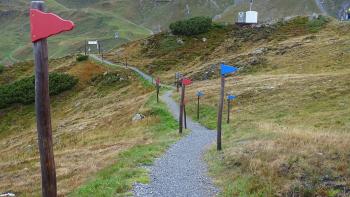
[156,84,160,103]
[217,75,225,151]
[84,40,87,55]
[179,84,185,134]
[197,95,200,120]
[227,99,231,124]
[31,2,57,197]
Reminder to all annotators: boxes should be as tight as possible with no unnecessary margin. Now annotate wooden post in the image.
[84,40,87,55]
[179,84,185,134]
[184,104,187,129]
[227,99,230,124]
[98,42,101,55]
[176,80,179,92]
[101,45,103,62]
[31,2,57,197]
[217,75,225,151]
[156,84,160,103]
[197,95,200,120]
[125,57,128,67]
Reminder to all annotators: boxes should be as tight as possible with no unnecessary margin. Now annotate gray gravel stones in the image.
[133,91,219,197]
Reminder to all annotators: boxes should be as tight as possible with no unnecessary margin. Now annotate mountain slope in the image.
[103,17,350,196]
[0,0,348,65]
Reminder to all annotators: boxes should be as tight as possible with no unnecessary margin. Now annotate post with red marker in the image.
[217,63,238,151]
[30,1,75,196]
[179,78,192,134]
[184,98,187,129]
[156,77,160,103]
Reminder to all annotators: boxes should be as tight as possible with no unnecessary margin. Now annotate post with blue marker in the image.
[196,91,204,120]
[217,63,238,151]
[227,95,236,124]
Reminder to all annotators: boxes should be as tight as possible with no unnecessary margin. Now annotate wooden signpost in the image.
[217,64,238,151]
[30,1,74,196]
[227,95,236,124]
[184,103,187,129]
[156,77,160,103]
[196,91,204,120]
[179,78,192,134]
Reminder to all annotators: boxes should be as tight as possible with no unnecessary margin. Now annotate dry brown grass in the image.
[0,59,155,196]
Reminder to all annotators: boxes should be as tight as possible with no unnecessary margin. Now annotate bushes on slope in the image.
[170,17,212,36]
[0,72,78,109]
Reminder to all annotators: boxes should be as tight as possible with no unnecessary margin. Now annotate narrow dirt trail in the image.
[90,55,219,196]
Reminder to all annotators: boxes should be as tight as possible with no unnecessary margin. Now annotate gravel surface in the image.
[133,91,219,197]
[90,55,219,196]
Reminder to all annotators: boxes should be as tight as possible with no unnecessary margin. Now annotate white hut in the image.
[245,11,258,24]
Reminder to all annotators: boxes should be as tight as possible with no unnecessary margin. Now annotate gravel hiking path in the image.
[90,55,219,196]
[133,91,219,197]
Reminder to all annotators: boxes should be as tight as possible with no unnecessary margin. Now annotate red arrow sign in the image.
[30,9,75,42]
[182,78,192,86]
[156,77,160,85]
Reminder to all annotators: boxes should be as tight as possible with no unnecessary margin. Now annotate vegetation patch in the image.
[70,94,180,196]
[0,64,4,74]
[90,71,132,94]
[76,55,89,62]
[0,72,78,109]
[170,17,212,36]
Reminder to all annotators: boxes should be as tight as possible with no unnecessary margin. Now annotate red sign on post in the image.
[182,78,192,86]
[156,77,160,85]
[30,9,75,42]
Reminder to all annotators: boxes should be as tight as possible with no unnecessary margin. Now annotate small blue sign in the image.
[227,95,236,101]
[197,91,204,97]
[221,64,238,76]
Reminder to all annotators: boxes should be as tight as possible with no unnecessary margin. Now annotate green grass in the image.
[70,94,180,196]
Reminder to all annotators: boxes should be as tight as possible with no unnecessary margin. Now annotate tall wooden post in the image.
[156,84,160,103]
[179,84,185,134]
[217,75,225,151]
[125,57,128,67]
[227,99,231,124]
[176,80,179,92]
[184,104,187,129]
[31,2,57,197]
[197,95,200,120]
[98,42,101,55]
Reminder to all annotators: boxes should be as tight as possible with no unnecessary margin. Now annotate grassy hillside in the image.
[1,0,348,65]
[0,0,152,65]
[0,56,181,196]
[104,17,350,196]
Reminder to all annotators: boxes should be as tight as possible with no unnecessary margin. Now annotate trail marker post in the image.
[156,78,160,103]
[30,1,74,196]
[196,91,204,120]
[84,40,87,55]
[227,95,236,124]
[217,64,238,151]
[179,78,192,134]
[184,98,187,129]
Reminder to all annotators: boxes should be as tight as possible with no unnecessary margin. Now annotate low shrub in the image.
[170,17,212,36]
[0,72,78,109]
[0,65,4,74]
[76,55,89,62]
[307,15,329,33]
